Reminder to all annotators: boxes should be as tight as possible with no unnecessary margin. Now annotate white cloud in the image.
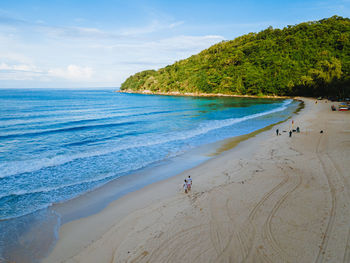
[169,21,184,29]
[119,20,184,36]
[0,63,94,82]
[0,62,44,80]
[154,35,225,51]
[0,13,223,87]
[25,19,184,40]
[33,25,107,39]
[0,62,41,72]
[48,65,93,81]
[89,35,224,53]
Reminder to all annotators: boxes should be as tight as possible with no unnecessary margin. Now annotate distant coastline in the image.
[117,89,292,99]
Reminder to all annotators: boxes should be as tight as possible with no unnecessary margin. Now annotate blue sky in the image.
[0,0,349,88]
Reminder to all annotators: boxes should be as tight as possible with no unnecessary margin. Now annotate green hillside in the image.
[121,16,350,97]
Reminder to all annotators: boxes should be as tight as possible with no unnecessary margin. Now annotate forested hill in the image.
[121,16,350,97]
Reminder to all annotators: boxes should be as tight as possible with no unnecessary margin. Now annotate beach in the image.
[43,97,350,263]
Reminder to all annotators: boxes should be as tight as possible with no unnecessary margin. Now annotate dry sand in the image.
[43,98,350,263]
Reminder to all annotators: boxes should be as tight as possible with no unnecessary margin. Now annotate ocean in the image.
[0,89,299,261]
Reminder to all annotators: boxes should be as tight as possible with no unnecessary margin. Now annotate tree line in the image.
[121,16,350,97]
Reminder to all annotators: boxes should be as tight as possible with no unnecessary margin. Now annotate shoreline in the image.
[40,98,311,263]
[2,96,299,263]
[43,97,350,262]
[43,120,288,263]
[116,89,293,99]
[54,98,303,223]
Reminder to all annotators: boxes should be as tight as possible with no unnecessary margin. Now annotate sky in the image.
[0,0,349,89]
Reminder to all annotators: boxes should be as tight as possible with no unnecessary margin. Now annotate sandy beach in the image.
[43,97,350,263]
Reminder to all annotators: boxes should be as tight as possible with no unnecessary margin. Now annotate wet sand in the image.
[43,98,350,263]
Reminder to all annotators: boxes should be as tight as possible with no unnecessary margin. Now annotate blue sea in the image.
[0,89,299,261]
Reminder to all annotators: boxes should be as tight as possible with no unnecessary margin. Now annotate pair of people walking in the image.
[183,176,192,193]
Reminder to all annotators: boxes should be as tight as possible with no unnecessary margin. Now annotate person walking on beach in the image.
[183,179,188,194]
[187,176,192,191]
[276,128,279,136]
[289,130,292,137]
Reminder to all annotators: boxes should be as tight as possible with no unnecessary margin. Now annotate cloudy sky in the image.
[0,0,349,89]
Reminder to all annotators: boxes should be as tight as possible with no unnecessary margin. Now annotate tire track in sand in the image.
[244,162,303,263]
[343,228,350,263]
[248,173,290,222]
[209,190,249,262]
[326,151,350,263]
[242,171,289,261]
[145,224,206,263]
[262,167,302,261]
[212,191,255,262]
[315,134,337,263]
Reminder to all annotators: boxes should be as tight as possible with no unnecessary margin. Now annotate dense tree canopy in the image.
[121,16,350,97]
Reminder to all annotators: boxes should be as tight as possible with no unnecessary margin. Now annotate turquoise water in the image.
[0,89,299,221]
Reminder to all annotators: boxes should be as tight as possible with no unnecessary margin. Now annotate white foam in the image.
[0,172,115,199]
[0,100,293,179]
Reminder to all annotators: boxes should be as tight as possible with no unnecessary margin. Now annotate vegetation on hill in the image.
[121,16,350,97]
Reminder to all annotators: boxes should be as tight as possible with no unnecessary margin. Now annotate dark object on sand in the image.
[331,105,336,111]
[276,129,279,136]
[292,129,296,132]
[289,131,292,137]
[283,130,287,132]
[320,130,323,133]
[296,127,300,133]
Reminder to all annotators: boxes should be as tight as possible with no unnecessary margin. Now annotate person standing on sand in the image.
[289,130,292,137]
[187,176,192,185]
[187,176,192,191]
[276,129,279,136]
[183,179,188,194]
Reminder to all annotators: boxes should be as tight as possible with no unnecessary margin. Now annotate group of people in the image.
[276,120,300,138]
[183,176,192,193]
